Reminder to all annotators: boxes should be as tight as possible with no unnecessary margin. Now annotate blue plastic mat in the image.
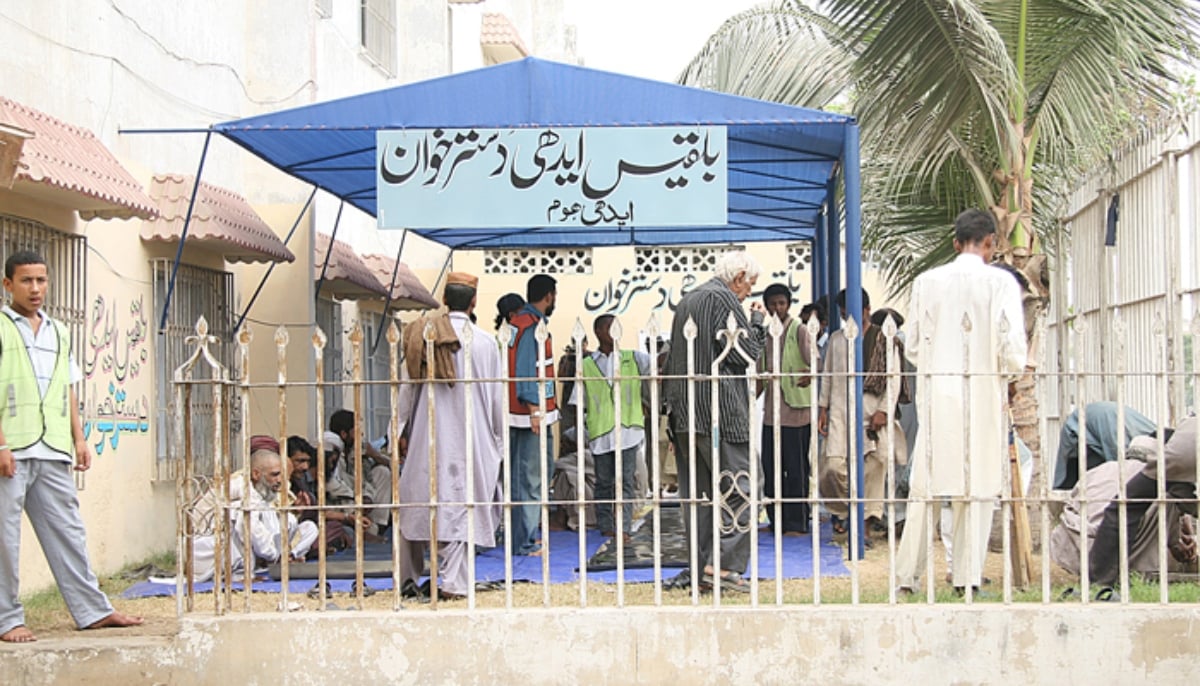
[122,516,848,598]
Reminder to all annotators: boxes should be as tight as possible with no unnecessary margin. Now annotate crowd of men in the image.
[182,216,1197,601]
[3,207,1194,642]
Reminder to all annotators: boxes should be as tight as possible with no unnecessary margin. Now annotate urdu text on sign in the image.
[376,126,727,229]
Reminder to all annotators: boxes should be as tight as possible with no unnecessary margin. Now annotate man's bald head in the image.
[250,449,284,497]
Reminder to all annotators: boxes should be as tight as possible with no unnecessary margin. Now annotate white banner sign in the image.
[376,126,726,229]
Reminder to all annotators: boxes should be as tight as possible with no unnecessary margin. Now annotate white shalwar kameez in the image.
[895,253,1026,589]
[191,478,318,583]
[397,312,505,595]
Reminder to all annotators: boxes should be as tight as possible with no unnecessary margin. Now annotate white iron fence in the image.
[170,299,1199,614]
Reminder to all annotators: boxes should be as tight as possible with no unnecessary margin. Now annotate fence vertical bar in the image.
[313,327,329,612]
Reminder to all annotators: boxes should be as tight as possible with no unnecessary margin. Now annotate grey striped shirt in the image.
[663,278,765,444]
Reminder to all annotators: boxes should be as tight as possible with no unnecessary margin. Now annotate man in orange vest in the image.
[505,274,558,556]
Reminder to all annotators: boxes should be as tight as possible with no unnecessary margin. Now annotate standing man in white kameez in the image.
[397,272,504,600]
[895,210,1026,594]
[0,250,142,643]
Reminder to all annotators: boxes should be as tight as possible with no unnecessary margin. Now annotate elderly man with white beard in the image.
[191,449,319,583]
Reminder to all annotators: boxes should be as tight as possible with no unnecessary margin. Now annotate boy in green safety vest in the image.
[1,250,142,643]
[570,314,651,543]
[756,284,816,535]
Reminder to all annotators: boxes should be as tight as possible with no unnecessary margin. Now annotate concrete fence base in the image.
[4,606,1199,685]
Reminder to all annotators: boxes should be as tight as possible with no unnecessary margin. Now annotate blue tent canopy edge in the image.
[212,57,860,251]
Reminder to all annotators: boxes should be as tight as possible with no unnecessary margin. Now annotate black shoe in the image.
[401,579,425,599]
[664,570,692,591]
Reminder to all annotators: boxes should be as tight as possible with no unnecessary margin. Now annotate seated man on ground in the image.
[1052,402,1157,490]
[329,409,394,537]
[1051,434,1196,579]
[287,435,370,553]
[1088,418,1198,591]
[191,449,319,582]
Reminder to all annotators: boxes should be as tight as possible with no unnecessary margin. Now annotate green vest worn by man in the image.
[0,312,73,455]
[581,351,644,442]
[779,318,812,409]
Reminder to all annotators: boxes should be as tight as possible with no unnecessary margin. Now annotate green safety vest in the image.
[581,351,644,441]
[779,318,812,409]
[0,312,73,455]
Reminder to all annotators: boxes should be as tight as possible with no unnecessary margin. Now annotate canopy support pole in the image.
[813,210,826,301]
[314,200,346,303]
[843,124,866,562]
[429,252,452,300]
[825,179,841,329]
[232,187,317,339]
[158,130,212,334]
[371,230,409,354]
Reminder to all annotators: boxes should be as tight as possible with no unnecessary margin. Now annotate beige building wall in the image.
[452,243,895,356]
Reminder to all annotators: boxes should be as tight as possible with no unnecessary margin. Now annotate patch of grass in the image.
[18,550,177,630]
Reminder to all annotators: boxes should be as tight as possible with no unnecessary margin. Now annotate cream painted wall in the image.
[0,0,460,595]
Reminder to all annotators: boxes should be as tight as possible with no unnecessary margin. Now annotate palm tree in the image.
[681,0,1199,468]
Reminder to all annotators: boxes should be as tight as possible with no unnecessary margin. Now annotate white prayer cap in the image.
[322,431,344,453]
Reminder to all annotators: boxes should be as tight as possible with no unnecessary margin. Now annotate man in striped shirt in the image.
[663,251,767,593]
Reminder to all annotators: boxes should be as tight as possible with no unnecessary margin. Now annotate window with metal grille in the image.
[151,260,236,482]
[360,0,397,76]
[787,243,813,271]
[0,216,87,463]
[0,214,87,345]
[361,312,396,443]
[634,245,739,273]
[315,297,345,421]
[483,248,592,274]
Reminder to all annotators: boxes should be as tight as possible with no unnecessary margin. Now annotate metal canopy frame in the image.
[128,56,870,557]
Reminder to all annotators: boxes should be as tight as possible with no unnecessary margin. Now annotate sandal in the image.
[351,580,376,597]
[307,582,332,600]
[831,516,847,535]
[701,569,750,594]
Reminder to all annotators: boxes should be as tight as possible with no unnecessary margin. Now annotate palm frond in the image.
[677,1,856,109]
[821,0,1019,184]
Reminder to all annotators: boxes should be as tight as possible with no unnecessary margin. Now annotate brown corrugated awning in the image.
[141,174,295,264]
[314,232,390,300]
[481,13,529,65]
[363,253,440,310]
[0,97,158,220]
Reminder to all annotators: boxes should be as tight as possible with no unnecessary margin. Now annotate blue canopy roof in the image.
[214,57,856,249]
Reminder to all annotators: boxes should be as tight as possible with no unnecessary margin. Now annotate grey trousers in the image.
[0,459,113,634]
[672,432,760,575]
[398,535,469,596]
